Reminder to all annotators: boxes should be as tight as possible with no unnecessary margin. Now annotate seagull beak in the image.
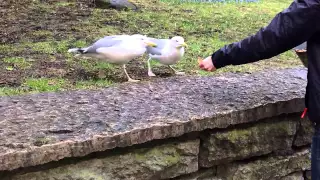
[146,41,157,47]
[179,42,188,48]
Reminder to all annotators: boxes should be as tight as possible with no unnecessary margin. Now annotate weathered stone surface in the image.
[280,171,304,180]
[172,169,221,180]
[293,118,314,147]
[199,118,297,167]
[6,140,199,180]
[216,148,310,180]
[0,67,307,171]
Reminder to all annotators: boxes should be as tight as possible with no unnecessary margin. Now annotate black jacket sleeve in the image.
[211,0,320,69]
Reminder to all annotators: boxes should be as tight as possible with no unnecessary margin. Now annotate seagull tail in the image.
[67,47,88,54]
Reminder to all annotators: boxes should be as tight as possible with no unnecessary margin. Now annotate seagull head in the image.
[131,34,157,48]
[171,36,188,49]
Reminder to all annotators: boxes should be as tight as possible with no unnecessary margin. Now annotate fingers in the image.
[198,57,215,71]
[198,57,203,68]
[198,57,203,64]
[199,63,213,71]
[207,67,214,71]
[198,57,206,69]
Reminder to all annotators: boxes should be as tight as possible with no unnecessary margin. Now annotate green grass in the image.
[0,0,303,96]
[0,78,115,96]
[2,57,33,70]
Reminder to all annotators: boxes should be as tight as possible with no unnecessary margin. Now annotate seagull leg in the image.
[123,64,140,82]
[169,65,185,75]
[147,57,156,77]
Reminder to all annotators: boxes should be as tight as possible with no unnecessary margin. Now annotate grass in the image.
[0,0,303,96]
[2,57,33,70]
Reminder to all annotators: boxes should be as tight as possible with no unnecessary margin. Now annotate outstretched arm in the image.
[211,0,320,69]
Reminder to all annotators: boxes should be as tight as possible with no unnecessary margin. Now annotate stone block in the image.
[172,169,220,180]
[293,118,314,147]
[7,140,199,180]
[280,171,304,180]
[215,148,310,180]
[0,68,307,171]
[200,119,297,167]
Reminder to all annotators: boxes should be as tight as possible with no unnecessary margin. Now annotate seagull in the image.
[109,0,138,10]
[67,34,157,82]
[145,36,188,77]
[94,0,138,10]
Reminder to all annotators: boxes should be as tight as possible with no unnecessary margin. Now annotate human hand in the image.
[198,56,216,72]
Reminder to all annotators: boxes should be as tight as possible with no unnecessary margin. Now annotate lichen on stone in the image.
[134,144,181,171]
[7,140,199,180]
[200,118,298,167]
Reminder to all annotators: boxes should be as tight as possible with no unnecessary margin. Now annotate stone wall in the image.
[0,68,313,180]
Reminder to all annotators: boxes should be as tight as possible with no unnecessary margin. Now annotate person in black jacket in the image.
[199,0,320,178]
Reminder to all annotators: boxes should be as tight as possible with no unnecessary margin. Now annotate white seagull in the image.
[145,36,188,77]
[68,34,157,82]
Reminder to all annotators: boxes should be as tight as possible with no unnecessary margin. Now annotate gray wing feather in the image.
[146,38,169,55]
[85,36,124,53]
[110,0,138,10]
